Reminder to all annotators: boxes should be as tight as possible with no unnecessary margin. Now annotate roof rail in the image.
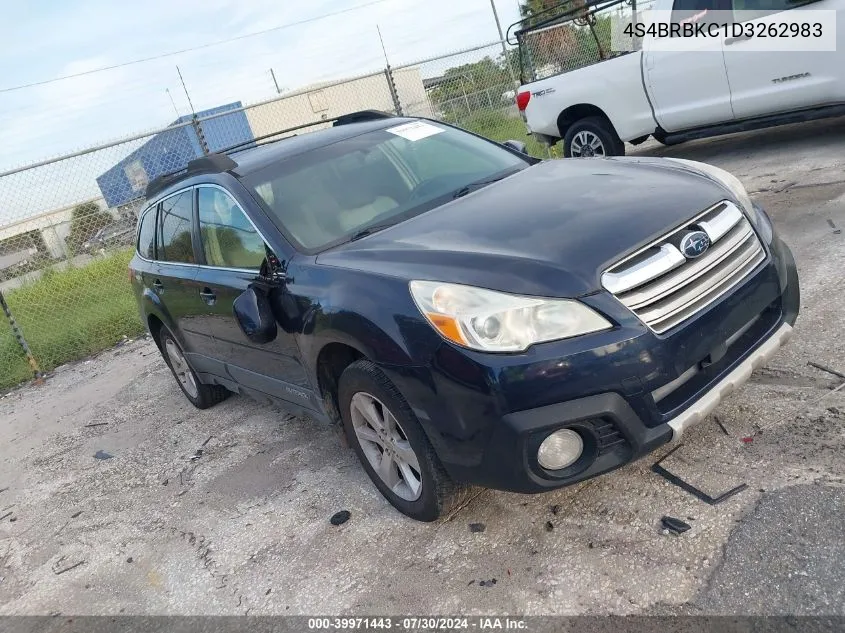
[145,154,238,200]
[220,110,396,157]
[144,110,400,199]
[333,110,394,126]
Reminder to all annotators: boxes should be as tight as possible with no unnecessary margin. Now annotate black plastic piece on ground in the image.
[330,510,351,526]
[651,445,748,505]
[661,516,691,534]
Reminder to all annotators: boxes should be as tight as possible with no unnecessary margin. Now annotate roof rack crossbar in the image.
[144,154,238,200]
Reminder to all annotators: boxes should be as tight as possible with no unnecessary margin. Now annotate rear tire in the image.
[564,116,625,157]
[338,360,465,521]
[159,328,229,410]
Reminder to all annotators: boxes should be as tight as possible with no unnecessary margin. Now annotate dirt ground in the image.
[1,117,844,616]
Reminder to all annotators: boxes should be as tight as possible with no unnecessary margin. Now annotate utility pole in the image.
[489,0,519,88]
[270,68,282,95]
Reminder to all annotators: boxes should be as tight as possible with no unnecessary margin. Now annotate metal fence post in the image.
[384,66,404,116]
[0,290,42,381]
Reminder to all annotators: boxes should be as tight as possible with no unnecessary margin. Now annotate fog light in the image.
[537,428,583,470]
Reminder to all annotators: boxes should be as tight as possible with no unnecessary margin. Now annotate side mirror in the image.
[233,286,277,344]
[503,139,528,154]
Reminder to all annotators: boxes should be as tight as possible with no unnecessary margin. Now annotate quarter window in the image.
[197,187,266,270]
[137,205,157,259]
[157,191,196,264]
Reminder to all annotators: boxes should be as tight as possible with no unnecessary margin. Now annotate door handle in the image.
[199,288,217,306]
[725,33,752,45]
[152,279,164,293]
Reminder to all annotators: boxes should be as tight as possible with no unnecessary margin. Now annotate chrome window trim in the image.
[135,183,272,276]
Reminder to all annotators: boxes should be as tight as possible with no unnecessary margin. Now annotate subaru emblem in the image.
[681,230,711,259]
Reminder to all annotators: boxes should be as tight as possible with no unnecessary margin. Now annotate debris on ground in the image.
[545,521,554,532]
[741,437,754,444]
[469,522,486,533]
[190,449,203,461]
[84,422,109,428]
[478,579,497,588]
[550,504,561,515]
[52,557,85,575]
[827,218,842,234]
[714,415,730,436]
[70,511,82,519]
[330,510,351,526]
[93,450,113,460]
[0,487,7,494]
[652,445,748,505]
[126,557,133,563]
[807,361,845,380]
[660,516,692,535]
[0,511,12,521]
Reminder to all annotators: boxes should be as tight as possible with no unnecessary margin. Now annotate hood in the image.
[317,157,733,297]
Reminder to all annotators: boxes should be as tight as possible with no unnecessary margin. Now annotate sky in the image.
[0,0,524,173]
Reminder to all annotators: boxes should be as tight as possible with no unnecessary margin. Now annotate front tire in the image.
[564,116,625,157]
[159,328,229,409]
[338,360,464,521]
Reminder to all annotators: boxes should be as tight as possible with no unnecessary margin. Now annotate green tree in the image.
[66,201,114,253]
[519,0,569,26]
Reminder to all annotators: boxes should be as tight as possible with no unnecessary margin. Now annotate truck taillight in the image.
[516,91,531,111]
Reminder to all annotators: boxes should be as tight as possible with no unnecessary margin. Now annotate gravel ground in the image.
[1,118,844,616]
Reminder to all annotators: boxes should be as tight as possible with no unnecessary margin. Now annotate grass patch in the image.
[0,249,144,391]
[452,109,548,158]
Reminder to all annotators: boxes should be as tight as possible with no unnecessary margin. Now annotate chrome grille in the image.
[601,201,766,334]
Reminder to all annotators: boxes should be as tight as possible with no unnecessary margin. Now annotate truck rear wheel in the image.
[564,117,625,158]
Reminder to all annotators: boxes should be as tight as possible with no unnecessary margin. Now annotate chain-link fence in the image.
[515,0,653,82]
[0,39,540,391]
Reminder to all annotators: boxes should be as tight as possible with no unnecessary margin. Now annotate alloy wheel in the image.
[570,130,605,157]
[164,338,199,399]
[350,392,423,501]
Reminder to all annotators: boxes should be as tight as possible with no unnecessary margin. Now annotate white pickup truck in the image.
[515,0,845,157]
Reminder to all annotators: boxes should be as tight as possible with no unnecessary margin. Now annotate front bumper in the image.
[383,217,800,494]
[667,321,792,439]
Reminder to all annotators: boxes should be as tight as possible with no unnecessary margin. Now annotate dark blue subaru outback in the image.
[130,111,799,521]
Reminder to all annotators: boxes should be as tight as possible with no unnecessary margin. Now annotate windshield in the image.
[242,121,531,252]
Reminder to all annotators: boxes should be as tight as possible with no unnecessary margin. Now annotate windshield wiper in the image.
[349,222,398,242]
[452,173,512,199]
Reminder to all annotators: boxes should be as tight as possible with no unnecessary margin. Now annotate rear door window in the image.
[157,190,196,264]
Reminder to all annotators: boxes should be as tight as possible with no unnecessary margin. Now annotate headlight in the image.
[409,281,612,352]
[666,158,754,215]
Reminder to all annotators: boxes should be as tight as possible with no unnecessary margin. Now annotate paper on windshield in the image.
[386,121,444,142]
